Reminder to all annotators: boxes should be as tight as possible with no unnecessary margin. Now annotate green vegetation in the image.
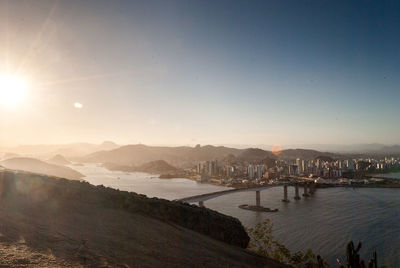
[247,219,327,267]
[247,221,385,268]
[337,241,379,268]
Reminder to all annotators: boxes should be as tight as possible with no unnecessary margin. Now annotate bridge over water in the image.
[177,182,315,207]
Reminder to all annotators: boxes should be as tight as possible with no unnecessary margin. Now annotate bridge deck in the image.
[177,184,283,203]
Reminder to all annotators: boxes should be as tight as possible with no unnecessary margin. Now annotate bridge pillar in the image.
[294,184,301,200]
[199,201,205,207]
[309,183,315,195]
[303,184,310,197]
[256,191,260,207]
[282,185,290,202]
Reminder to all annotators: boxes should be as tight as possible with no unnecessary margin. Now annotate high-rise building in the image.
[346,159,354,170]
[205,161,211,175]
[206,160,218,176]
[289,164,299,175]
[248,165,254,180]
[226,166,234,177]
[256,165,262,179]
[316,159,321,169]
[296,158,304,173]
[212,160,217,176]
[197,163,202,174]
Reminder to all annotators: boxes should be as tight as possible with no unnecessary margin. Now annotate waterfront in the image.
[73,164,400,267]
[372,172,400,179]
[70,164,229,200]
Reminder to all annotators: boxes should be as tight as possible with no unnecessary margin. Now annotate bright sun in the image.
[0,74,28,108]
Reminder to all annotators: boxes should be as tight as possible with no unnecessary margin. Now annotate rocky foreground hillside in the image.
[0,170,290,267]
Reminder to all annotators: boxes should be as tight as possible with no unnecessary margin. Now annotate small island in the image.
[239,204,278,213]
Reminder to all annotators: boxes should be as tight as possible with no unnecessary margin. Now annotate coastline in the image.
[94,164,400,191]
[367,172,400,179]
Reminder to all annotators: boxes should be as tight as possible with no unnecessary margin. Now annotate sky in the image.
[0,0,399,147]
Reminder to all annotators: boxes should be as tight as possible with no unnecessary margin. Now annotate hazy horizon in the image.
[1,140,399,153]
[0,139,399,151]
[1,0,400,146]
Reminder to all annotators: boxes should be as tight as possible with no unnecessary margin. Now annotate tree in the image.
[336,241,379,268]
[248,222,384,268]
[247,219,328,267]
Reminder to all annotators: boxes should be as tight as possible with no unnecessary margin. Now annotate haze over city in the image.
[1,0,399,147]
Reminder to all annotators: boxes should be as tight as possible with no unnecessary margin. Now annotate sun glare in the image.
[74,102,83,109]
[0,74,28,108]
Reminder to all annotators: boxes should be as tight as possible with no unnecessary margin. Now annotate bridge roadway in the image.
[177,184,284,203]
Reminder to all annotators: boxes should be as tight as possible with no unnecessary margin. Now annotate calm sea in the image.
[72,164,400,267]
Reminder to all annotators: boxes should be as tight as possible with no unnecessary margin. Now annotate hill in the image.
[101,162,135,172]
[289,143,400,155]
[0,170,289,268]
[1,152,20,160]
[47,154,71,165]
[279,149,338,160]
[0,157,84,180]
[102,160,178,174]
[237,148,274,162]
[379,145,400,155]
[1,141,120,159]
[314,155,334,162]
[82,144,242,167]
[54,141,120,159]
[82,144,338,167]
[136,160,178,174]
[260,157,278,167]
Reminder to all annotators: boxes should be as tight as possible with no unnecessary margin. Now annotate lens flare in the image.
[272,144,283,156]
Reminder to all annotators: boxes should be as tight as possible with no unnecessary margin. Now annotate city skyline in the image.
[1,0,400,146]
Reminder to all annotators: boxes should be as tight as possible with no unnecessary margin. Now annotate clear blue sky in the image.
[0,0,399,146]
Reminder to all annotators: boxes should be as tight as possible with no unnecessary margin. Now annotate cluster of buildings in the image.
[195,160,267,185]
[190,156,400,187]
[366,156,400,171]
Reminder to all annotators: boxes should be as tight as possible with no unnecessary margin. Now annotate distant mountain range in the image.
[0,141,119,159]
[276,143,400,154]
[81,144,339,168]
[221,143,400,155]
[2,142,399,171]
[378,145,400,154]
